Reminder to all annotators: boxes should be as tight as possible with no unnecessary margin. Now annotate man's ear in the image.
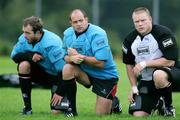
[85,17,88,22]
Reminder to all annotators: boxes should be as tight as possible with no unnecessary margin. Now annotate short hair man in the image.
[51,9,121,116]
[122,7,180,117]
[11,16,65,115]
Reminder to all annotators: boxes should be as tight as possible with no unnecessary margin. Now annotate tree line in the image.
[0,0,180,57]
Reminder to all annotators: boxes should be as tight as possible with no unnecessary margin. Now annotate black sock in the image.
[19,74,32,109]
[61,78,77,113]
[159,84,172,107]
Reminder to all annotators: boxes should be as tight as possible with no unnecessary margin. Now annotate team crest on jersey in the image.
[162,38,173,48]
[96,39,105,46]
[53,51,62,59]
[122,44,127,54]
[137,46,150,55]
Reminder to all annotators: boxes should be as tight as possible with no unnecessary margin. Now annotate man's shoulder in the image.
[124,29,138,42]
[17,34,27,43]
[63,27,74,36]
[41,29,62,47]
[152,24,173,36]
[43,29,61,39]
[88,23,106,34]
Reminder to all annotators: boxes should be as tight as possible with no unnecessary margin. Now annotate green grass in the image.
[0,56,17,74]
[0,56,180,120]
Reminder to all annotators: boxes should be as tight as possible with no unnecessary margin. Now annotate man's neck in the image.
[75,24,89,37]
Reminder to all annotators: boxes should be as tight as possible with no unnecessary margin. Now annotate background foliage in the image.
[0,0,180,57]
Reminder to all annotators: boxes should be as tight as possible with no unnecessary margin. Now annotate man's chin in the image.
[76,28,84,33]
[27,41,32,44]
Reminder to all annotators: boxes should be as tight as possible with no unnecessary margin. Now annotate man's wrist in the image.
[139,61,146,69]
[132,86,138,93]
[82,55,87,62]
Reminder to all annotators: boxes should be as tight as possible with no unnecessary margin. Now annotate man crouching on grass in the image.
[51,9,122,117]
[11,16,69,116]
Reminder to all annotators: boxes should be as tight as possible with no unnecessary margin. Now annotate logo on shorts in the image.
[22,93,28,98]
[101,89,107,95]
[130,102,136,107]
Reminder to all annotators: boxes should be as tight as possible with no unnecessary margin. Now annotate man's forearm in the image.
[82,55,104,69]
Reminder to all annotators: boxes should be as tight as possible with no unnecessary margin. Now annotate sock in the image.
[62,78,77,114]
[19,73,32,109]
[159,84,172,107]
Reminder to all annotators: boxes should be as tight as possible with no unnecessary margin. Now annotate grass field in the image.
[0,56,179,120]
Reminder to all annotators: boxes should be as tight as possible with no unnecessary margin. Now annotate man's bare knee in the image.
[153,70,170,89]
[133,111,149,117]
[63,64,79,80]
[51,110,62,115]
[18,61,31,74]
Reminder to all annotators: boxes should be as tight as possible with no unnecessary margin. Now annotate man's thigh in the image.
[155,67,180,91]
[129,93,159,115]
[90,77,118,100]
[129,80,159,115]
[169,67,180,91]
[63,64,91,86]
[30,63,58,87]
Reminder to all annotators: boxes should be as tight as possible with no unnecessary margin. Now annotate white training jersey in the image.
[122,25,178,81]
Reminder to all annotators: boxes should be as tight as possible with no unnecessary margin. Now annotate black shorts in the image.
[129,80,159,114]
[154,67,180,91]
[18,62,62,110]
[17,62,61,88]
[29,62,62,88]
[88,76,118,100]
